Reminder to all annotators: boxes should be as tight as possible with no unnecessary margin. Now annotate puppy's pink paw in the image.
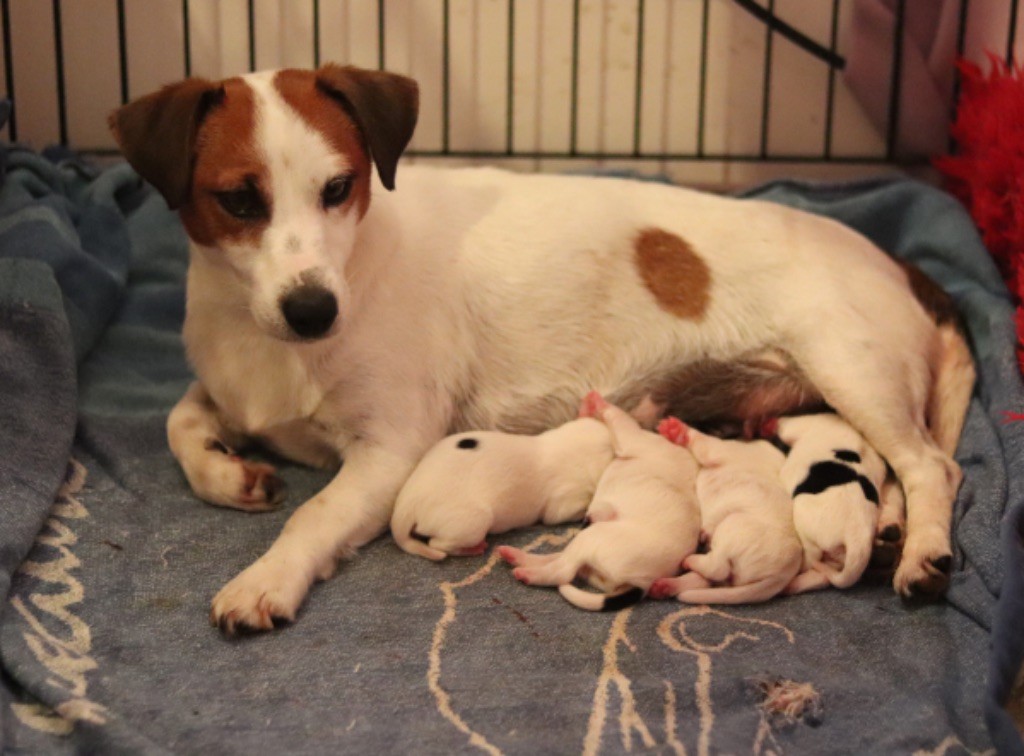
[681,555,698,572]
[455,540,488,557]
[512,567,531,585]
[497,545,522,565]
[578,390,609,419]
[648,578,679,600]
[657,417,690,446]
[758,416,780,439]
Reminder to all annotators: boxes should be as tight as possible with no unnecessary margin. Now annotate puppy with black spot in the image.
[498,392,701,611]
[390,398,622,560]
[768,413,887,593]
[649,420,803,604]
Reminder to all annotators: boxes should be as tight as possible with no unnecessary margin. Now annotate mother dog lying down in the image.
[109,64,974,635]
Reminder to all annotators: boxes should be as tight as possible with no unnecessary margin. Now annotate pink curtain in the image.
[844,0,963,158]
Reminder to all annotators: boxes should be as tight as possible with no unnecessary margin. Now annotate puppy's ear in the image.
[109,78,224,209]
[315,64,419,191]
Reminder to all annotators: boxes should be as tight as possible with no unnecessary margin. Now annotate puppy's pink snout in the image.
[281,284,338,340]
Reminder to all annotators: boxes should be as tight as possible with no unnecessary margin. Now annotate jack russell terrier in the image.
[769,413,889,594]
[498,392,701,611]
[109,64,974,634]
[649,420,803,604]
[390,403,618,561]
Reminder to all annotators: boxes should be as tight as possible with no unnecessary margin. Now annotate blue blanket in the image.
[0,144,1020,754]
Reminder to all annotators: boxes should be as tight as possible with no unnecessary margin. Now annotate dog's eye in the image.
[215,186,266,221]
[322,176,353,209]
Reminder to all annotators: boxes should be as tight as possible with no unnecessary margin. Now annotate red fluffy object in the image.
[935,55,1024,374]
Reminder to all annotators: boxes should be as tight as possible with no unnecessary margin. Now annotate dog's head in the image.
[109,65,418,342]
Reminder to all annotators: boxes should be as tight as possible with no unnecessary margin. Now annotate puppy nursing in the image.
[498,393,701,611]
[773,413,887,594]
[390,414,615,560]
[649,421,803,604]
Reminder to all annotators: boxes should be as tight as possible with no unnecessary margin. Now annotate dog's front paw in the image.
[210,560,310,636]
[893,527,952,600]
[189,447,285,512]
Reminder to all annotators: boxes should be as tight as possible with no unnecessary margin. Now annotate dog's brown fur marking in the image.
[273,69,373,218]
[179,78,268,247]
[899,261,962,330]
[633,228,711,320]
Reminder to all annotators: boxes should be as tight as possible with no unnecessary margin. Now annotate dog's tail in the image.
[927,323,976,458]
[558,584,645,612]
[675,575,789,605]
[390,504,448,561]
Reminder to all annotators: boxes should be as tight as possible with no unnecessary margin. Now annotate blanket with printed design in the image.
[0,141,1021,755]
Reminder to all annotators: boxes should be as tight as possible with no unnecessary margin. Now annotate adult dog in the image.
[109,64,974,634]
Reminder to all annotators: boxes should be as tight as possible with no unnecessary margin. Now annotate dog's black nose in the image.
[281,285,338,339]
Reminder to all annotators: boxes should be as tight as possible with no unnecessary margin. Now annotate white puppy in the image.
[649,421,802,604]
[390,412,615,561]
[769,413,888,594]
[498,393,700,611]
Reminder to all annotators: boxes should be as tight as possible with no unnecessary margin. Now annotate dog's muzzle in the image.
[280,284,338,340]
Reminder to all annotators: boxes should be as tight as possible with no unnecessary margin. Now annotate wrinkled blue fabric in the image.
[0,155,1020,753]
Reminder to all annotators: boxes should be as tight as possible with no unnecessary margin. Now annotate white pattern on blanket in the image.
[8,459,108,735]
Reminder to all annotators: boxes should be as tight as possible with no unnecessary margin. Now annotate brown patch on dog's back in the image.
[633,228,711,320]
[273,69,372,218]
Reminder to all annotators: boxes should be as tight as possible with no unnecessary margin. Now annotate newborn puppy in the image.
[391,406,616,561]
[770,413,887,593]
[649,421,802,604]
[498,392,701,611]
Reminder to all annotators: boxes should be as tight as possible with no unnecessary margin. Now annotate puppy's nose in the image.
[281,285,338,339]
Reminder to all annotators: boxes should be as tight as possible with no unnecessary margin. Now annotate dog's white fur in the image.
[390,415,614,561]
[498,394,700,611]
[775,413,887,594]
[649,422,803,604]
[111,66,973,633]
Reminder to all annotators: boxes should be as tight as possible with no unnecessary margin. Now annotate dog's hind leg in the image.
[167,382,285,512]
[792,327,960,599]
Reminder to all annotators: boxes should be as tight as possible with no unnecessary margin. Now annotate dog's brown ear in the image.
[315,64,419,191]
[109,78,223,210]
